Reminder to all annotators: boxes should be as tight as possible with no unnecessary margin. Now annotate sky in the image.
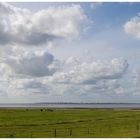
[0,2,140,103]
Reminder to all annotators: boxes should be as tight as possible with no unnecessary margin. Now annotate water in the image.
[0,103,140,108]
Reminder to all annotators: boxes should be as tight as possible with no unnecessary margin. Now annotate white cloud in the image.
[0,53,128,98]
[0,3,87,46]
[46,58,128,85]
[114,87,126,94]
[124,14,140,39]
[0,2,133,103]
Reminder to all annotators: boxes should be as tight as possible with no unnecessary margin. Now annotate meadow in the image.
[0,108,140,138]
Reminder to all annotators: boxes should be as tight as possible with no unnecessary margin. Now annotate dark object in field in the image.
[70,129,72,136]
[9,134,14,138]
[46,109,54,112]
[87,128,90,134]
[54,129,57,137]
[40,108,54,112]
[137,125,139,131]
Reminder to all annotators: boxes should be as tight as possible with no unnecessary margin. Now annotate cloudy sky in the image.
[1,2,140,103]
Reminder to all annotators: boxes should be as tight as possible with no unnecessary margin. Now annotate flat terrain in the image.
[0,108,140,138]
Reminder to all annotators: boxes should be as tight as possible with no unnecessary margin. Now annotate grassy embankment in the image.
[0,108,140,138]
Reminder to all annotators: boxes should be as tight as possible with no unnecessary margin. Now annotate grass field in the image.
[0,108,140,138]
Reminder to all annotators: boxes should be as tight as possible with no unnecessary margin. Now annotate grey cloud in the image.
[21,80,45,89]
[10,79,50,95]
[0,31,13,45]
[0,30,59,46]
[21,32,59,46]
[5,51,57,77]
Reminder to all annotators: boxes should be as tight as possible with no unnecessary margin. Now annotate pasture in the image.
[0,108,140,137]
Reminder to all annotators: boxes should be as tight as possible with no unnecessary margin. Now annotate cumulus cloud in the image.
[46,58,128,85]
[10,78,50,95]
[124,13,140,39]
[0,2,87,46]
[0,2,132,102]
[0,52,128,97]
[3,50,57,77]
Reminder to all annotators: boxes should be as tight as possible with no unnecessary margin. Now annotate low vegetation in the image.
[0,108,140,137]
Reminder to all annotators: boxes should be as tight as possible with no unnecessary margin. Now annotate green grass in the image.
[0,108,140,137]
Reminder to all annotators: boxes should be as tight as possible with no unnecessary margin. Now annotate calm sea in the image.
[0,103,140,108]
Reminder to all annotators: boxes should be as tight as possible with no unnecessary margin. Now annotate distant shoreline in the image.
[0,102,140,104]
[0,107,140,110]
[0,103,140,109]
